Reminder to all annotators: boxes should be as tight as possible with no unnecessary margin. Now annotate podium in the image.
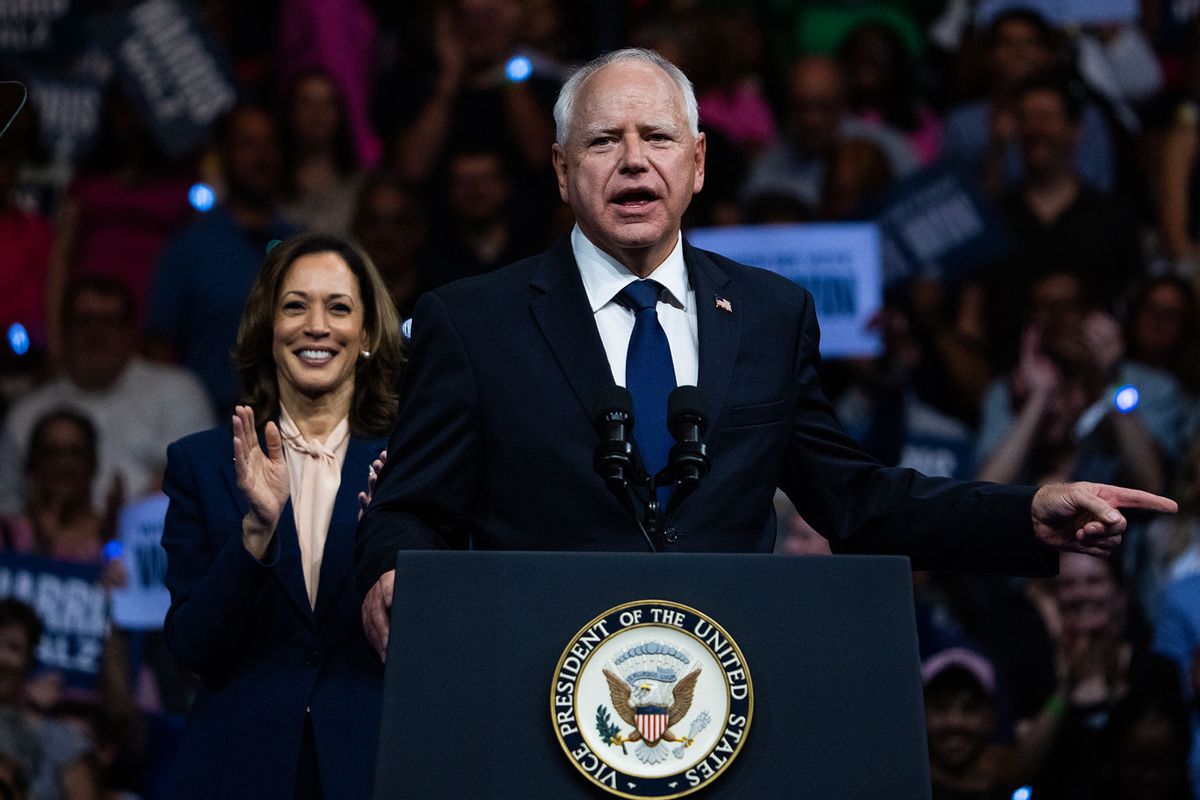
[376,551,931,799]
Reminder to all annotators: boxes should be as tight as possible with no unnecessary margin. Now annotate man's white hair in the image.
[553,48,699,146]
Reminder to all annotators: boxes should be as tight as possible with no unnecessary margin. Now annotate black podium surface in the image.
[377,552,931,799]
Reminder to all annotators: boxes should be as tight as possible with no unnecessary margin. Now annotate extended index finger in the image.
[1098,485,1179,514]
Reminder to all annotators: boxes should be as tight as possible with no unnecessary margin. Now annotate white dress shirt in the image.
[571,225,699,388]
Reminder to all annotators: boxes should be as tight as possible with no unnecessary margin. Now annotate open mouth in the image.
[296,348,336,365]
[612,188,659,209]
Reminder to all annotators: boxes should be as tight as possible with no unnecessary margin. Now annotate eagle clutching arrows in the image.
[602,666,702,765]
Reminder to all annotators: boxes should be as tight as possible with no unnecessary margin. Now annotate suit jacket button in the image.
[307,649,321,666]
[663,527,678,544]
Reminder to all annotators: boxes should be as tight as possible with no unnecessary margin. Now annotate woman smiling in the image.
[161,233,402,799]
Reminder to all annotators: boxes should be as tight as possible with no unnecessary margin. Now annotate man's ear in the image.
[692,131,706,194]
[552,143,570,203]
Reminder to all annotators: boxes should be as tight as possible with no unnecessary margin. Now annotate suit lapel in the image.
[529,237,617,420]
[314,436,385,621]
[684,241,740,435]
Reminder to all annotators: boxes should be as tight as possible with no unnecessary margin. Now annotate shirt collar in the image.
[571,225,689,313]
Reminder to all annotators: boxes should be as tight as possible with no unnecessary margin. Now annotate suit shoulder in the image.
[169,425,232,462]
[694,247,812,308]
[431,251,543,307]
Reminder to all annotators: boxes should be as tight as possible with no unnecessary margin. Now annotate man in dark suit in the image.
[355,48,1174,659]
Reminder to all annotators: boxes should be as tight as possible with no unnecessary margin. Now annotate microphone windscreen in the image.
[593,385,634,425]
[668,385,706,426]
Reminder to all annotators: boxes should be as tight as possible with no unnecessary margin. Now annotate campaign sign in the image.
[898,401,976,481]
[976,0,1138,25]
[861,165,1009,287]
[97,0,236,157]
[110,494,170,631]
[0,0,81,56]
[22,69,103,165]
[687,223,882,359]
[0,554,107,690]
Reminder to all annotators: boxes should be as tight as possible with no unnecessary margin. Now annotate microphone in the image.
[592,386,659,552]
[666,386,709,511]
[592,385,635,492]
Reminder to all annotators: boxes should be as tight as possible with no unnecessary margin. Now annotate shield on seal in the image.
[635,706,669,744]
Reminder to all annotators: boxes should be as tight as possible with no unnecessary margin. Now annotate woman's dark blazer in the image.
[162,425,387,799]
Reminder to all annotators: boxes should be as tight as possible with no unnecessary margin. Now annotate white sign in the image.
[686,223,882,359]
[110,493,170,631]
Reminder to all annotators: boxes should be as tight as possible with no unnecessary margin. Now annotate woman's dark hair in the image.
[279,68,358,197]
[233,233,404,437]
[1017,74,1086,124]
[24,409,98,478]
[1125,275,1200,391]
[79,81,170,174]
[986,8,1057,50]
[0,600,42,659]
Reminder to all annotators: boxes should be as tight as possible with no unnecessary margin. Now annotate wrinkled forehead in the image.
[569,61,689,140]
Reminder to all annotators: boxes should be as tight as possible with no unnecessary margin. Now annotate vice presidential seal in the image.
[551,600,753,798]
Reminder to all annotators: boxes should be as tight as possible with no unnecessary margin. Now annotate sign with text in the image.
[687,223,882,359]
[97,0,237,157]
[0,0,82,56]
[862,165,1009,287]
[22,69,103,165]
[0,554,107,691]
[110,494,169,631]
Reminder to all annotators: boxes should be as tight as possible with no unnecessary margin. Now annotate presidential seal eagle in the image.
[602,666,702,765]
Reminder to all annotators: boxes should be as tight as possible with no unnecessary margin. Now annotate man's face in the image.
[553,60,705,274]
[449,153,509,227]
[222,109,281,206]
[1056,552,1122,636]
[65,290,135,390]
[990,18,1053,89]
[1018,89,1079,176]
[787,60,845,156]
[924,686,992,773]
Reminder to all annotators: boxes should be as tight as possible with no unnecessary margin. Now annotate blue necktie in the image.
[618,280,677,511]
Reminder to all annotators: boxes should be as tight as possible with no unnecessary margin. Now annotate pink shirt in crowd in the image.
[67,172,195,324]
[0,208,52,346]
[278,0,382,169]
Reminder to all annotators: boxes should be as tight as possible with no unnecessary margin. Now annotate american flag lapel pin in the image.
[715,295,733,313]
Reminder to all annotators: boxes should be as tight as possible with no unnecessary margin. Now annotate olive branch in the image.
[595,706,627,753]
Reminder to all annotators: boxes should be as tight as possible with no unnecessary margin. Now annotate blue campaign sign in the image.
[687,223,882,359]
[96,0,237,158]
[897,401,976,481]
[0,554,107,691]
[110,494,170,631]
[976,0,1138,25]
[860,165,1009,287]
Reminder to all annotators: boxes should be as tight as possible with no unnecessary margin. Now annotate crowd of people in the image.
[2,0,1200,797]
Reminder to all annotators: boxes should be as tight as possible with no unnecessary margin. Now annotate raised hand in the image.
[1015,327,1060,400]
[1032,481,1177,556]
[232,405,290,558]
[357,450,388,521]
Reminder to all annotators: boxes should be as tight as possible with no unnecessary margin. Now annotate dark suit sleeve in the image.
[780,291,1057,575]
[355,291,481,597]
[161,439,282,677]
